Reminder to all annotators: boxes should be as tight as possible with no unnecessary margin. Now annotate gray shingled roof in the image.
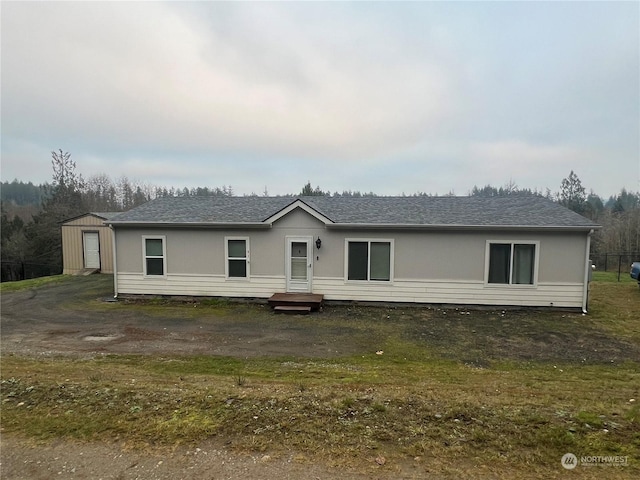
[107,195,598,229]
[91,212,123,220]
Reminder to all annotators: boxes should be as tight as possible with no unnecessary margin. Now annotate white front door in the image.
[286,237,312,293]
[83,232,100,269]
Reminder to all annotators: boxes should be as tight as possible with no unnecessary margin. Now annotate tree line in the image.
[300,175,640,259]
[1,150,238,275]
[1,151,639,279]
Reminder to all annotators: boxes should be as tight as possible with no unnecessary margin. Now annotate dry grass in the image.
[2,278,639,478]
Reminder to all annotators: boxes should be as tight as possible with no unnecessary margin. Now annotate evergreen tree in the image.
[1,202,27,265]
[558,171,587,214]
[300,181,327,196]
[584,191,604,220]
[24,150,85,270]
[0,180,47,205]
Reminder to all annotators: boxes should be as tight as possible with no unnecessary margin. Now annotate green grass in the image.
[587,275,640,342]
[0,274,72,292]
[2,353,638,477]
[1,277,639,478]
[592,270,636,283]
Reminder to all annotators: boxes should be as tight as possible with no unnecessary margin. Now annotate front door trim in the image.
[285,236,313,293]
[83,231,101,269]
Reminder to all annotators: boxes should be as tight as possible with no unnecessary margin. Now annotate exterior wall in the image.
[114,207,589,308]
[62,215,114,274]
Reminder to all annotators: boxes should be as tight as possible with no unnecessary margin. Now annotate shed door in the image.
[83,232,100,269]
[286,237,312,293]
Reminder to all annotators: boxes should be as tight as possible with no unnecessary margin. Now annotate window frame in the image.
[484,240,539,287]
[142,235,167,277]
[225,236,250,280]
[344,238,394,283]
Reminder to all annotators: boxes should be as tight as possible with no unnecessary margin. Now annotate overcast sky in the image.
[2,1,638,198]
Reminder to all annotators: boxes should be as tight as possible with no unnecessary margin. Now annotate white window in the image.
[486,241,538,285]
[225,237,249,279]
[143,236,166,276]
[345,239,393,281]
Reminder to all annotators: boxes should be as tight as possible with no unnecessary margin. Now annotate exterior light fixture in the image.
[315,237,322,250]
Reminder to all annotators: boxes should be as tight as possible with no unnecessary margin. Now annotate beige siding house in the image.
[107,196,599,311]
[61,212,119,274]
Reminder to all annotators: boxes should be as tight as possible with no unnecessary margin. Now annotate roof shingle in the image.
[108,195,598,229]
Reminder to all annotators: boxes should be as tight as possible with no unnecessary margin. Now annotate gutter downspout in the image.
[110,225,118,299]
[582,229,594,313]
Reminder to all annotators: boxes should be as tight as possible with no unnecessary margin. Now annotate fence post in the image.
[618,255,622,282]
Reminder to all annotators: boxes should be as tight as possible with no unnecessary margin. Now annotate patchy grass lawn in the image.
[0,274,72,293]
[2,278,639,479]
[592,270,636,284]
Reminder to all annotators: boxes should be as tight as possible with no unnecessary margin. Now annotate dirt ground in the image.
[1,435,393,480]
[2,275,637,364]
[1,275,638,479]
[0,276,428,480]
[0,276,364,359]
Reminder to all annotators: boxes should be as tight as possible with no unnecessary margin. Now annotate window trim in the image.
[484,240,539,287]
[225,236,250,280]
[344,238,394,283]
[142,235,167,277]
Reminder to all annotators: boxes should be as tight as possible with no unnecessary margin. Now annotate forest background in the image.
[1,150,638,279]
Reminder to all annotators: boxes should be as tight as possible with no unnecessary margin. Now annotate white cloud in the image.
[471,140,586,169]
[1,1,637,198]
[2,2,461,163]
[466,140,602,191]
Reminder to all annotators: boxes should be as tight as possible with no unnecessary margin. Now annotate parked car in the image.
[631,262,640,285]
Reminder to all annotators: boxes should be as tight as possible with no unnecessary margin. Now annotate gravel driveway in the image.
[0,275,372,359]
[0,276,404,480]
[2,275,638,480]
[2,275,639,364]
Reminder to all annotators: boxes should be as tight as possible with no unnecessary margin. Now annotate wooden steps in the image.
[273,305,312,315]
[268,293,324,314]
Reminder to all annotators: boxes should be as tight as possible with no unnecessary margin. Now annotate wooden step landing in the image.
[273,305,312,315]
[268,293,324,312]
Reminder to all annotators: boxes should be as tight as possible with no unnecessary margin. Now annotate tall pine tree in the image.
[558,171,587,215]
[24,150,85,270]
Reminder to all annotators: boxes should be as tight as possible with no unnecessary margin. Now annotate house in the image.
[106,196,599,311]
[61,212,120,274]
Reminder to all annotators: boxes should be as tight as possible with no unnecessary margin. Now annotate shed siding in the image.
[64,215,108,227]
[62,215,114,274]
[113,207,589,308]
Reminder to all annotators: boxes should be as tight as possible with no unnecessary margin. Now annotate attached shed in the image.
[61,212,120,274]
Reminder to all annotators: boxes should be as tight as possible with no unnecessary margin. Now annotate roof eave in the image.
[262,198,334,225]
[107,221,600,232]
[60,212,109,225]
[107,221,271,229]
